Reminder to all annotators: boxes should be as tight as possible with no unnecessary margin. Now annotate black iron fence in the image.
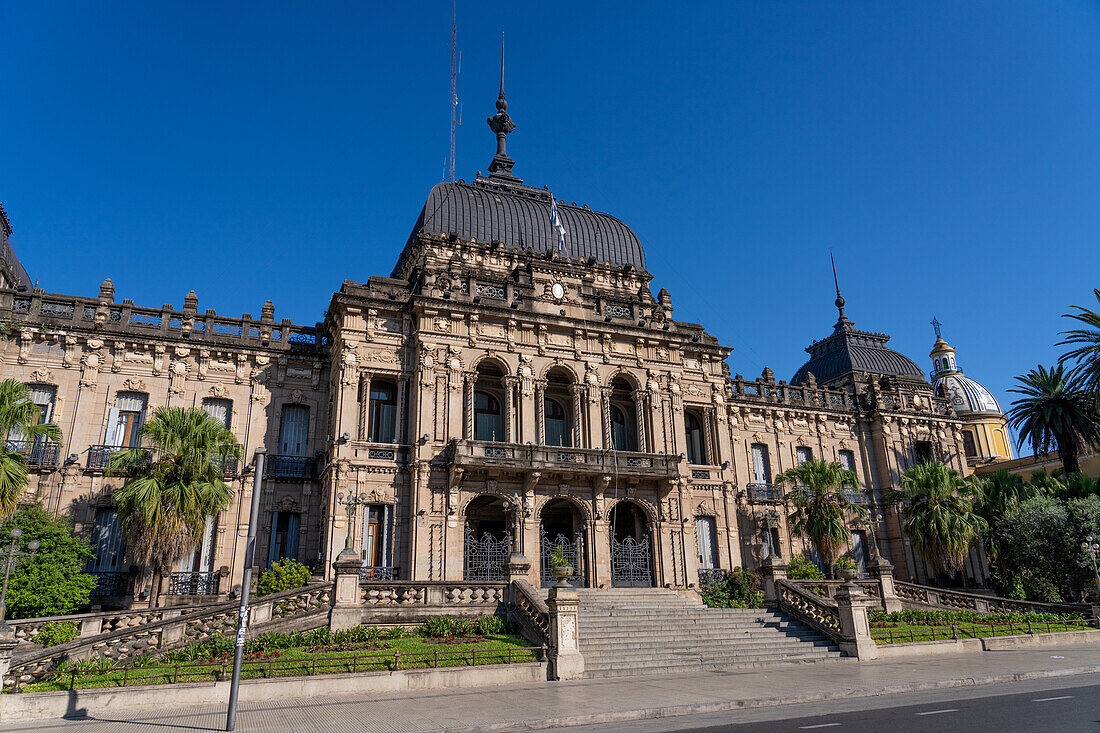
[168,571,221,596]
[359,566,399,581]
[89,571,133,598]
[266,455,315,479]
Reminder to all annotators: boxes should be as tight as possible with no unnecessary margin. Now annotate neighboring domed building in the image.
[929,319,1013,464]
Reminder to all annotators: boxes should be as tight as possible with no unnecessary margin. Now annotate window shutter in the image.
[105,408,122,446]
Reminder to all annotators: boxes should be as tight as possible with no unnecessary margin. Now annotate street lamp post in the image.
[226,449,264,732]
[1082,535,1100,591]
[864,510,885,559]
[336,491,369,559]
[0,530,39,630]
[761,510,781,559]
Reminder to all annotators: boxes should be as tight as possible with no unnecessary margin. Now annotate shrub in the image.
[417,615,495,638]
[473,615,506,636]
[0,505,97,618]
[834,555,857,571]
[787,553,825,581]
[700,568,764,609]
[257,558,312,597]
[867,608,1082,627]
[33,621,79,647]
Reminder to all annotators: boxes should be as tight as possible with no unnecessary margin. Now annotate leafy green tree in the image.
[777,459,865,577]
[968,470,1041,576]
[1005,365,1099,475]
[0,505,96,618]
[1026,470,1099,501]
[0,379,61,519]
[786,552,825,581]
[107,407,240,577]
[257,558,312,596]
[1058,288,1100,397]
[888,462,987,580]
[992,494,1100,602]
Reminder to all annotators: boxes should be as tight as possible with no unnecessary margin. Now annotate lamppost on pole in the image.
[226,448,264,732]
[863,509,885,560]
[0,529,39,631]
[1082,535,1100,591]
[336,490,369,560]
[761,509,781,559]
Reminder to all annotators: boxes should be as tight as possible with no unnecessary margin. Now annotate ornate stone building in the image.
[0,87,983,607]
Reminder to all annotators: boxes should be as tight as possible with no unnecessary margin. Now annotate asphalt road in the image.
[567,676,1100,732]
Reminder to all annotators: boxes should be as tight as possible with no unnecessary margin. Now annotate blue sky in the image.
[3,3,1099,454]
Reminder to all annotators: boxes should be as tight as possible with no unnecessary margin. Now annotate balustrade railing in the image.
[775,579,845,645]
[451,439,680,478]
[893,580,1089,616]
[510,579,550,645]
[745,483,783,502]
[267,455,315,479]
[5,440,59,468]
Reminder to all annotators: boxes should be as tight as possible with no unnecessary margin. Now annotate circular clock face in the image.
[551,282,565,300]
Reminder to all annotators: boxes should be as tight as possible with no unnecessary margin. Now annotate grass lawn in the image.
[22,634,540,692]
[871,620,1093,645]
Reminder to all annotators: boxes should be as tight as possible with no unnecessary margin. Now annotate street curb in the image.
[444,664,1100,731]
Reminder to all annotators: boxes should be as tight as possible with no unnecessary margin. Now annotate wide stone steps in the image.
[572,588,842,679]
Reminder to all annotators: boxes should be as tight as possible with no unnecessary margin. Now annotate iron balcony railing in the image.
[212,453,239,475]
[745,483,784,502]
[842,488,873,504]
[86,445,138,470]
[359,566,399,581]
[266,455,315,479]
[89,571,133,598]
[5,441,60,468]
[168,571,221,596]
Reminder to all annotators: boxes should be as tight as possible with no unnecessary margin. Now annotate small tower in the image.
[928,318,1013,464]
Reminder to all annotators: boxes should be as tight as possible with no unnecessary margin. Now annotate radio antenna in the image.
[448,0,459,181]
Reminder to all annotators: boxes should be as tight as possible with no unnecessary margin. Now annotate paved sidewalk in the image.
[3,646,1100,732]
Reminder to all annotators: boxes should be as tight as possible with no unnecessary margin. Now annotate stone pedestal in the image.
[835,580,878,660]
[547,585,584,680]
[1086,585,1100,622]
[504,552,532,587]
[867,556,903,613]
[0,630,14,687]
[328,553,363,632]
[760,554,787,606]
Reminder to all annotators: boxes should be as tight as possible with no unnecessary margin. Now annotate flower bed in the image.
[20,616,539,692]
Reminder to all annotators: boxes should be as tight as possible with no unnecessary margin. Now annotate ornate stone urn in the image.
[551,565,573,584]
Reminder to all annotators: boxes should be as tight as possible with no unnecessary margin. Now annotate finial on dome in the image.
[486,28,520,182]
[830,252,853,330]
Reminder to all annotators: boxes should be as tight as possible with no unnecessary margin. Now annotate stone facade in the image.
[0,97,984,606]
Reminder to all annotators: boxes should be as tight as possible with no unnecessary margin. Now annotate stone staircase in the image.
[576,588,843,678]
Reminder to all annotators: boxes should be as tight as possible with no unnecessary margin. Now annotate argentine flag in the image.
[549,195,567,254]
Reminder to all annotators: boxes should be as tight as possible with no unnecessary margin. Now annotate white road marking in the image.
[915,709,958,716]
[797,725,841,730]
[1033,695,1074,702]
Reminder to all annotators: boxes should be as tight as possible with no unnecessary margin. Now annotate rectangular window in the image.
[367,382,397,443]
[89,508,125,572]
[914,441,934,465]
[8,385,55,443]
[267,511,300,565]
[838,449,856,472]
[751,444,771,484]
[107,392,147,447]
[201,398,232,429]
[795,446,812,465]
[278,405,310,456]
[362,504,392,568]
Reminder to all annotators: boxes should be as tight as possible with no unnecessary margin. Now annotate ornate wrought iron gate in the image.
[540,527,586,587]
[610,533,653,587]
[463,524,511,581]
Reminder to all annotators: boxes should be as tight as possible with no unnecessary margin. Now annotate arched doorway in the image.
[609,500,653,587]
[539,498,587,587]
[464,495,511,581]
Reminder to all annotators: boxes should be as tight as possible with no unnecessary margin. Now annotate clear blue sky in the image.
[3,3,1099,453]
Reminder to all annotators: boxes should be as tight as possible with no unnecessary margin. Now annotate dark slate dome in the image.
[399,178,646,271]
[791,294,924,386]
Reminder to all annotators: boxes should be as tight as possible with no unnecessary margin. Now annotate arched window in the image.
[684,412,705,464]
[474,391,503,441]
[610,404,637,451]
[962,430,977,458]
[544,398,570,447]
[368,381,397,443]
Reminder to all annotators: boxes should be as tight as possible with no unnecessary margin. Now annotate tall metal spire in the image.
[486,28,520,182]
[830,251,849,326]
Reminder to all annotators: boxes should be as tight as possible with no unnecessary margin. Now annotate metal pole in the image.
[0,537,17,622]
[226,448,265,731]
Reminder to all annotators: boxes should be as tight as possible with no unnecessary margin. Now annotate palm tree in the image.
[0,379,61,518]
[107,407,241,580]
[888,462,987,581]
[1005,365,1099,475]
[777,459,866,577]
[1058,288,1100,397]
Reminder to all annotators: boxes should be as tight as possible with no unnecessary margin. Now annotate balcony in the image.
[168,571,221,596]
[745,483,784,502]
[5,441,60,468]
[448,439,682,480]
[266,455,316,480]
[212,453,239,475]
[89,571,133,598]
[86,445,144,470]
[842,488,873,505]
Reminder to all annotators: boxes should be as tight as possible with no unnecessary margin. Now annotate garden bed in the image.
[868,608,1094,645]
[19,616,540,692]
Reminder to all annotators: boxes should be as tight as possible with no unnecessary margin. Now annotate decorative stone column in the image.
[534,380,546,445]
[1086,585,1100,622]
[632,390,648,453]
[834,580,879,660]
[359,370,373,440]
[329,555,362,631]
[570,384,585,448]
[760,554,787,606]
[0,631,16,686]
[601,387,613,449]
[463,373,475,439]
[503,376,517,443]
[395,377,408,444]
[867,556,903,613]
[547,584,584,679]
